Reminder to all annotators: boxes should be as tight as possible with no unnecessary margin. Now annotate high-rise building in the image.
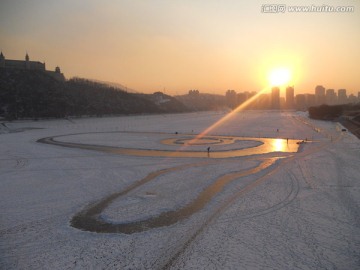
[348,94,357,104]
[305,94,316,107]
[295,94,306,110]
[234,91,257,109]
[271,87,280,109]
[315,85,326,105]
[285,86,295,109]
[326,89,336,105]
[338,89,347,104]
[256,93,270,109]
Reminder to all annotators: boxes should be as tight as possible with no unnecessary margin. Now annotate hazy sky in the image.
[1,0,359,95]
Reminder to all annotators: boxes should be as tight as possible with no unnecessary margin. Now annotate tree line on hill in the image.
[308,104,360,120]
[0,69,188,120]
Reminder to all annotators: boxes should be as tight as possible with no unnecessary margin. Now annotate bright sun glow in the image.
[268,68,291,87]
[272,139,286,152]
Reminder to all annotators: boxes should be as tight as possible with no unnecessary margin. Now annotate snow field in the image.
[0,111,359,269]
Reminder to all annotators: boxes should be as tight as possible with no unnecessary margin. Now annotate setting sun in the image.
[268,68,292,87]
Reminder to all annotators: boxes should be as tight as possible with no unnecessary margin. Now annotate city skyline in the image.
[1,0,359,95]
[223,85,359,111]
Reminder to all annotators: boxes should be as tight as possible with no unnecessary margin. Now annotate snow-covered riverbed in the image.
[1,111,359,269]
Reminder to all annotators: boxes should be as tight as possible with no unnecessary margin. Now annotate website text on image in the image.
[261,4,355,13]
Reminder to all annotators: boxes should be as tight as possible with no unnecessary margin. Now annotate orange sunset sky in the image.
[1,0,359,95]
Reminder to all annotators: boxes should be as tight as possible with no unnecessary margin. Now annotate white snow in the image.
[0,111,359,269]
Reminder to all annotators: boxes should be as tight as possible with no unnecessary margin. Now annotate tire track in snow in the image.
[0,154,29,176]
[34,124,340,268]
[161,123,343,269]
[161,157,294,269]
[70,160,215,234]
[71,158,277,234]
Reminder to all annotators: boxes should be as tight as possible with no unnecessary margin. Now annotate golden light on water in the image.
[271,138,287,152]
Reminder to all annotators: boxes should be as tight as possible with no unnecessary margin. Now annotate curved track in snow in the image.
[35,123,342,269]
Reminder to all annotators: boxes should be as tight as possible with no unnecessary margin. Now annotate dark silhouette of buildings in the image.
[338,89,347,104]
[295,94,306,110]
[238,91,256,107]
[305,94,316,107]
[0,52,65,81]
[286,86,295,109]
[188,89,200,96]
[271,87,280,109]
[315,85,326,105]
[326,89,336,105]
[348,93,357,103]
[221,85,358,111]
[0,52,45,70]
[176,90,226,111]
[256,93,270,109]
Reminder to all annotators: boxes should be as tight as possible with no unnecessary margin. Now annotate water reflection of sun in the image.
[272,138,287,152]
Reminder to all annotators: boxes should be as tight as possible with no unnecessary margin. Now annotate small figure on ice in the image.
[207,147,211,156]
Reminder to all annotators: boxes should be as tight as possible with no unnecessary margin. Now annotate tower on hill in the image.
[0,52,65,81]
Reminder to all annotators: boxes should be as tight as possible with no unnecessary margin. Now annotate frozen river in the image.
[1,111,359,269]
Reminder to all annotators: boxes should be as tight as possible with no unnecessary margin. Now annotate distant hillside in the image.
[0,69,188,120]
[138,92,189,113]
[87,78,138,93]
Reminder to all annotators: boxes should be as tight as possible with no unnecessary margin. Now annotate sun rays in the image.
[188,87,271,144]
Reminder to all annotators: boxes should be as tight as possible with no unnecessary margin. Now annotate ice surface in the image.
[1,111,359,269]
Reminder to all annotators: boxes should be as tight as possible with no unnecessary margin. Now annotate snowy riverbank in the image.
[1,111,359,269]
